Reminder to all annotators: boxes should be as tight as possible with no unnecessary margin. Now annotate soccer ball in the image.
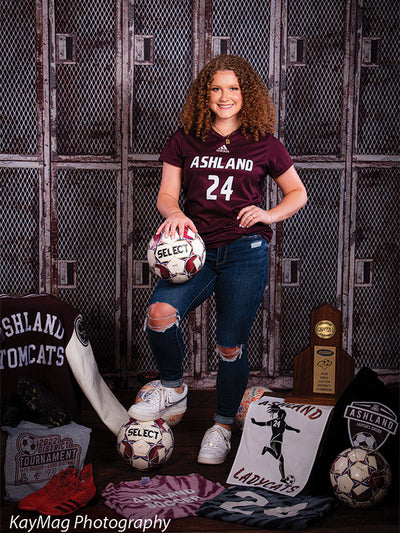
[330,446,392,508]
[18,434,38,455]
[352,431,377,449]
[134,380,185,427]
[147,228,206,284]
[117,418,174,470]
[235,386,271,430]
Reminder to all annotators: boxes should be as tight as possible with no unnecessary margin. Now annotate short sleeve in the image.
[266,136,294,179]
[159,130,184,168]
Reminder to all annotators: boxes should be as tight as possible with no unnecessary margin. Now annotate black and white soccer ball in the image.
[147,228,206,284]
[330,446,392,508]
[19,434,38,455]
[117,418,174,470]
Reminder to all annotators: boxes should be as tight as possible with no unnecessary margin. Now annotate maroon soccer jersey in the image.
[160,128,294,248]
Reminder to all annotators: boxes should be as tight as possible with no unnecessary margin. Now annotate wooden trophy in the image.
[286,303,354,406]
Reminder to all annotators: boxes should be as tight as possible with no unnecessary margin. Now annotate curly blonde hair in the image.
[179,55,276,142]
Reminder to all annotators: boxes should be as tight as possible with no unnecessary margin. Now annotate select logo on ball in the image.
[117,418,174,470]
[147,228,206,284]
[127,426,160,440]
[156,242,191,260]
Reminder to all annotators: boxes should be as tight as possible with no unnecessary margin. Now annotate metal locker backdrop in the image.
[0,0,398,388]
[0,169,40,295]
[1,2,40,295]
[54,0,117,156]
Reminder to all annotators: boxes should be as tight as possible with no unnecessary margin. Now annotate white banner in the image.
[227,396,333,496]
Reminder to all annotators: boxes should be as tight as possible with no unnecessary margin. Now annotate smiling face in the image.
[208,70,243,128]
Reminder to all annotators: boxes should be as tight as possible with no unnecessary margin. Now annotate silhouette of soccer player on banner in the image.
[251,404,300,482]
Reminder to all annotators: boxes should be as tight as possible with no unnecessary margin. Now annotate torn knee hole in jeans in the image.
[217,345,242,362]
[145,310,180,333]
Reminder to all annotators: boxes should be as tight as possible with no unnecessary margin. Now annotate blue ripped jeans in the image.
[147,234,269,425]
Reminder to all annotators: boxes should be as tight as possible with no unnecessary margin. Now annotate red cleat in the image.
[18,467,77,511]
[38,464,96,516]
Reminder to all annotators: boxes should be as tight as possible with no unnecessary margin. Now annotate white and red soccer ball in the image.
[117,418,174,470]
[147,228,206,284]
[134,380,185,427]
[235,386,271,431]
[330,446,392,508]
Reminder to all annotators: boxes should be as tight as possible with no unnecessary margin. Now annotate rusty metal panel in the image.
[357,0,400,155]
[0,168,40,293]
[1,0,398,389]
[0,0,38,155]
[211,0,271,84]
[350,167,399,368]
[53,0,117,156]
[284,0,347,156]
[280,167,343,371]
[130,0,193,155]
[56,167,119,373]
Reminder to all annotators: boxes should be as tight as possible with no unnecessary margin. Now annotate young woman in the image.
[129,55,307,465]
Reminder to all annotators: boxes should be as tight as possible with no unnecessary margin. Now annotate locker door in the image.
[278,0,348,379]
[280,168,343,371]
[51,0,118,157]
[0,2,43,295]
[128,0,194,381]
[356,0,399,156]
[283,0,347,157]
[56,168,120,374]
[349,168,399,369]
[0,0,40,157]
[348,0,400,371]
[51,0,121,374]
[0,169,41,295]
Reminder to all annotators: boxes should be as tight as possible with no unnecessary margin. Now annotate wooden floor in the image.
[1,388,399,533]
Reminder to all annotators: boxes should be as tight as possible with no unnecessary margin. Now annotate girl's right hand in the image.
[156,210,198,238]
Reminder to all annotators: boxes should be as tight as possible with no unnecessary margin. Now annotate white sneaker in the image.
[197,425,231,465]
[128,382,188,422]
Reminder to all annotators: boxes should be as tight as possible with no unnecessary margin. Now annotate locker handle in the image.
[56,34,76,64]
[355,259,373,287]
